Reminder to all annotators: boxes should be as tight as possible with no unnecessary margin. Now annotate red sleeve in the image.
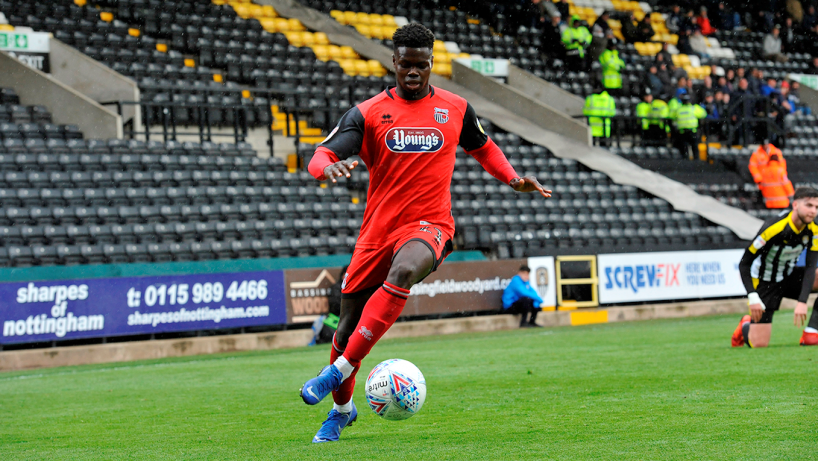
[467,137,519,185]
[308,146,340,181]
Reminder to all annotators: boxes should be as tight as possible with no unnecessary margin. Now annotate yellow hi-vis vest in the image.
[599,49,624,89]
[583,91,616,137]
[674,103,707,131]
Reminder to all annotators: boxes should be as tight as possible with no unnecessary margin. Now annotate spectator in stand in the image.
[777,81,796,114]
[731,78,756,144]
[715,2,740,30]
[529,0,549,27]
[689,28,710,57]
[781,17,796,52]
[592,11,613,38]
[590,11,613,63]
[763,26,788,62]
[755,10,774,34]
[698,7,716,35]
[811,56,818,73]
[803,5,818,31]
[697,75,716,102]
[667,4,683,34]
[749,68,764,94]
[637,15,655,41]
[718,75,733,94]
[502,265,544,328]
[702,91,719,118]
[541,13,564,59]
[761,78,779,97]
[718,91,731,121]
[622,12,641,43]
[734,67,746,87]
[788,81,809,114]
[553,0,570,24]
[683,9,698,34]
[645,64,666,98]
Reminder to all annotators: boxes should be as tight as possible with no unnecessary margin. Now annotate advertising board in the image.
[597,249,745,304]
[0,271,286,344]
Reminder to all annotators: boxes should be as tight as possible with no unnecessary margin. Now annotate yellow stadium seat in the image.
[436,52,452,63]
[367,59,384,72]
[382,26,398,39]
[354,24,372,37]
[338,59,357,75]
[382,14,397,26]
[0,24,13,31]
[272,18,289,32]
[300,32,315,46]
[259,18,276,32]
[369,26,384,40]
[354,12,370,24]
[287,18,305,31]
[340,46,358,59]
[312,45,329,60]
[456,52,470,59]
[354,60,371,76]
[433,40,447,52]
[314,32,330,45]
[433,62,452,76]
[259,5,277,18]
[330,10,343,20]
[328,45,342,57]
[284,32,303,47]
[369,14,383,25]
[342,11,356,25]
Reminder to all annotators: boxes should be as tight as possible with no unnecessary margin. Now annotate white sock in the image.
[805,327,818,334]
[333,398,354,414]
[333,356,354,381]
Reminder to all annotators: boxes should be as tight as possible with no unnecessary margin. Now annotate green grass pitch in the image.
[1,313,816,460]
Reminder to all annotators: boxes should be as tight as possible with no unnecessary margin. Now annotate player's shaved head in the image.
[391,24,435,100]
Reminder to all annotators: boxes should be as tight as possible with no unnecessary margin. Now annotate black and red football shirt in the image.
[309,85,517,250]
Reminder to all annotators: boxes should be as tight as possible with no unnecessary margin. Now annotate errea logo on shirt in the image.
[385,128,444,153]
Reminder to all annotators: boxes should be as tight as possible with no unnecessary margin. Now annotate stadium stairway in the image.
[257,0,762,242]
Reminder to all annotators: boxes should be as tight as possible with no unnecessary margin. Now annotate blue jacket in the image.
[502,275,544,309]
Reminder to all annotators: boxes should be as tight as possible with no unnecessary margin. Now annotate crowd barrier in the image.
[0,249,748,346]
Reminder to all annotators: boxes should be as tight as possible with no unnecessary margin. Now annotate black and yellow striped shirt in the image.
[738,211,818,302]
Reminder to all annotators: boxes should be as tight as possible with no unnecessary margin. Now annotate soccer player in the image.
[299,23,551,442]
[731,187,818,348]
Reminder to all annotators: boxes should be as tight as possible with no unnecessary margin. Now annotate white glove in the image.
[748,292,766,311]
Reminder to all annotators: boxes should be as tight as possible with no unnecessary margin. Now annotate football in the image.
[364,359,427,421]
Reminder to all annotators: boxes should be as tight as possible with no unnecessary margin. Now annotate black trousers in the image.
[673,130,699,159]
[508,297,541,326]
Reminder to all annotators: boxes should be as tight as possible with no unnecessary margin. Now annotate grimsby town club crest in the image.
[433,107,449,124]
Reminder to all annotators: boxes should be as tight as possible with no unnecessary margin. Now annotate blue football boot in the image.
[299,364,343,405]
[312,403,358,443]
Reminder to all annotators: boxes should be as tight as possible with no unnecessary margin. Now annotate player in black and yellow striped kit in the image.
[732,187,818,348]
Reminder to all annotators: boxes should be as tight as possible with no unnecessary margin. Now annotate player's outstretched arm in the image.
[510,176,552,198]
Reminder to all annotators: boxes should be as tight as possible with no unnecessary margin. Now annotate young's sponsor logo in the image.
[385,127,444,153]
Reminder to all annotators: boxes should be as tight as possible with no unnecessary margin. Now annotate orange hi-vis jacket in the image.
[748,144,785,184]
[759,161,794,209]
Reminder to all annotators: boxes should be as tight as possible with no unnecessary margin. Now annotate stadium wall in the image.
[0,298,759,372]
[48,39,141,135]
[0,50,122,139]
[506,65,585,118]
[451,61,591,145]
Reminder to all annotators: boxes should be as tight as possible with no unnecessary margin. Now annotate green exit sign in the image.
[0,33,28,49]
[0,30,48,52]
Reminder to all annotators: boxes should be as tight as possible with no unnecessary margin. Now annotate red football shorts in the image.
[341,221,453,296]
